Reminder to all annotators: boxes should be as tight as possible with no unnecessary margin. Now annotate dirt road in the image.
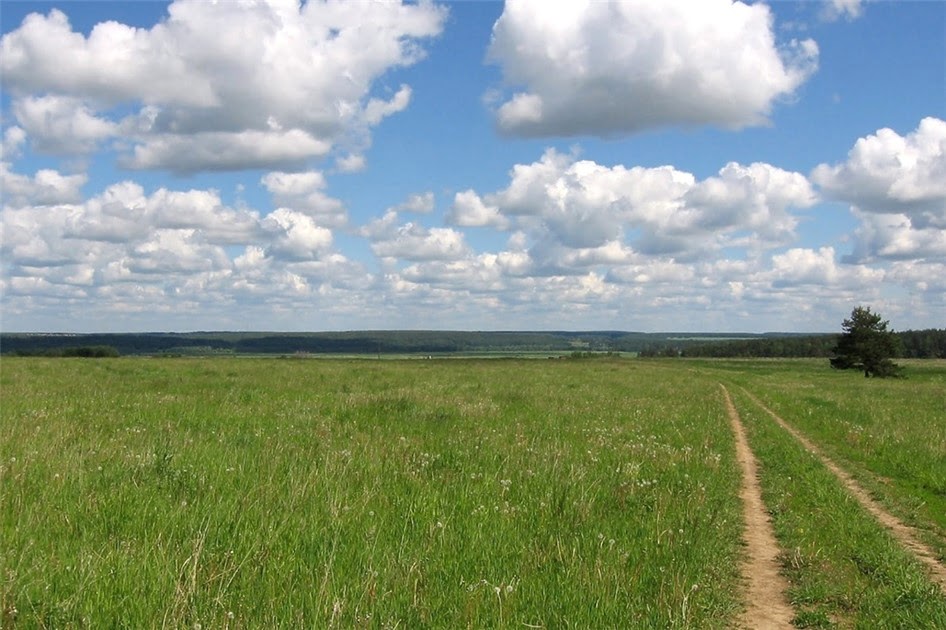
[721,384,795,629]
[742,389,946,595]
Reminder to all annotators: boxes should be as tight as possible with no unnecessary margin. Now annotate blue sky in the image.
[1,0,944,333]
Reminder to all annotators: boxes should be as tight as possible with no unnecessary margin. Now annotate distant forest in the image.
[2,329,945,358]
[640,328,946,359]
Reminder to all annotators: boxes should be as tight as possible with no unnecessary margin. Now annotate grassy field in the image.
[694,358,946,627]
[1,356,944,627]
[711,359,946,560]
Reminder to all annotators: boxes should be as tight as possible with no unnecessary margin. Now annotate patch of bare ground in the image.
[720,384,795,629]
[742,388,946,595]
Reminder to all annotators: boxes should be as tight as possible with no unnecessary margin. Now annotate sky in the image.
[1,0,944,334]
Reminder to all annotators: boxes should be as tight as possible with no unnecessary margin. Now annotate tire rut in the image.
[720,384,795,629]
[742,388,946,595]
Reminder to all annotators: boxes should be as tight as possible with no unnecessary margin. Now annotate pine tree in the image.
[830,306,902,377]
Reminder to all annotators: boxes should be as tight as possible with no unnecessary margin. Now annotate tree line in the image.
[4,327,943,359]
[639,329,946,359]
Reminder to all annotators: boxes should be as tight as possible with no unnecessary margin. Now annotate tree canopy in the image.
[830,306,902,377]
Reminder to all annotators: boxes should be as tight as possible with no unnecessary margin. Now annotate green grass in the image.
[718,358,946,563]
[681,356,946,627]
[1,357,742,627]
[729,385,946,628]
[4,357,945,628]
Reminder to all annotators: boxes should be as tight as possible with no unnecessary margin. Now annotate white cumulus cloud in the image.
[812,117,946,228]
[812,117,946,261]
[487,0,818,137]
[12,95,117,154]
[464,149,815,265]
[448,190,509,228]
[261,170,347,227]
[1,162,87,207]
[1,0,446,171]
[261,208,334,261]
[393,191,436,214]
[362,210,470,262]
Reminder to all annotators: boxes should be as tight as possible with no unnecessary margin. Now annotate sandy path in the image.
[742,388,946,595]
[720,384,795,629]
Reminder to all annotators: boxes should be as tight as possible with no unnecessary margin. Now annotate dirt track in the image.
[742,388,946,595]
[720,385,795,629]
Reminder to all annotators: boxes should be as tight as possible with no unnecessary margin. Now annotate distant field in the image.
[2,357,944,627]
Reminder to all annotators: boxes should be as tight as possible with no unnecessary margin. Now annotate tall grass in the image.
[717,358,946,562]
[730,385,946,628]
[1,358,742,627]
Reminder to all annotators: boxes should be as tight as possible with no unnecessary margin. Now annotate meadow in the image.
[1,356,944,627]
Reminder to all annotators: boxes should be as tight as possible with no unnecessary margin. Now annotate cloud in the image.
[822,0,865,22]
[362,210,470,262]
[684,162,817,243]
[2,126,27,159]
[0,169,379,328]
[46,180,263,246]
[607,259,695,286]
[487,0,818,137]
[261,170,347,228]
[129,229,231,274]
[0,168,339,279]
[846,211,946,263]
[812,117,946,228]
[447,190,509,228]
[393,191,436,214]
[1,1,446,171]
[812,117,946,261]
[767,246,883,287]
[124,129,332,173]
[464,149,815,265]
[335,154,366,173]
[1,144,937,332]
[2,203,99,267]
[12,95,117,154]
[363,85,413,126]
[887,260,946,297]
[261,209,334,261]
[146,188,263,245]
[1,162,87,207]
[62,181,154,243]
